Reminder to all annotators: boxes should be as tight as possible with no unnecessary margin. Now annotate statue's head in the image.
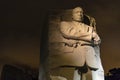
[72,7,84,22]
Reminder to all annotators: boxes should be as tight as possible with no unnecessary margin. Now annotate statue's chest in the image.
[70,23,88,32]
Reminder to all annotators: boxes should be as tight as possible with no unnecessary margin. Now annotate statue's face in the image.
[72,7,83,22]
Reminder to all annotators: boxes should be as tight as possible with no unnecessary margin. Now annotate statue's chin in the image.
[72,18,83,22]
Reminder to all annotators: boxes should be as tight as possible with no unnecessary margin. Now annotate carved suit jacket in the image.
[48,21,99,69]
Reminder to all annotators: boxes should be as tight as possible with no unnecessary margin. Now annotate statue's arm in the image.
[60,21,93,42]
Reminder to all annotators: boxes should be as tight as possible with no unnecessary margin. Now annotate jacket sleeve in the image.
[60,21,93,42]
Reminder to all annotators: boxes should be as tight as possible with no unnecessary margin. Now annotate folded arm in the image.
[60,21,93,42]
[92,31,101,45]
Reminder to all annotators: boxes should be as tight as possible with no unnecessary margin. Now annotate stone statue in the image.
[47,7,104,80]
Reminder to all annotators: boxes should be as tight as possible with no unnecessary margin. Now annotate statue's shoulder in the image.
[60,21,72,26]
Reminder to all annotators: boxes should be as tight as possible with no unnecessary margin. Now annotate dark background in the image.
[0,0,120,75]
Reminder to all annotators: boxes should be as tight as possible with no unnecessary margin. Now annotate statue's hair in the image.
[72,6,83,10]
[72,6,84,14]
[73,6,83,9]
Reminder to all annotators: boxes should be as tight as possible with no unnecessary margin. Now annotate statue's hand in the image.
[93,39,101,45]
[92,32,101,45]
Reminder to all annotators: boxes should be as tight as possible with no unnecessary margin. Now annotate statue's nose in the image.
[78,13,82,16]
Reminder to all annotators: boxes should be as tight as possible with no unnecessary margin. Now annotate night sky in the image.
[0,0,120,74]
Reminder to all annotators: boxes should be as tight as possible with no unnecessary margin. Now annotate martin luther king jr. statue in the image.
[46,7,104,80]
